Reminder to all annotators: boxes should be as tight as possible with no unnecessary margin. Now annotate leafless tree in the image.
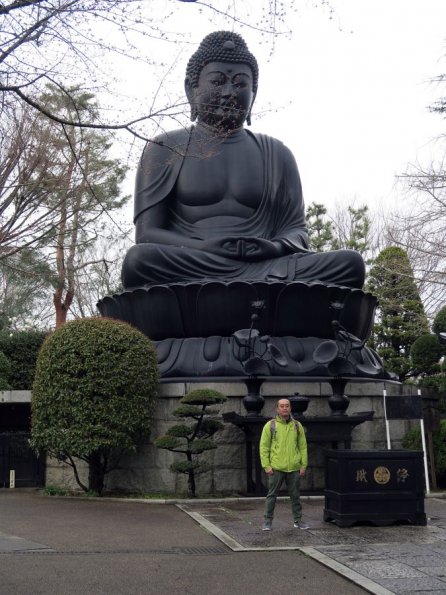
[387,157,446,317]
[0,99,74,258]
[1,0,304,138]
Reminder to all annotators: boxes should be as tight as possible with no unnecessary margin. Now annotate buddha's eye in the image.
[208,75,225,87]
[232,76,250,90]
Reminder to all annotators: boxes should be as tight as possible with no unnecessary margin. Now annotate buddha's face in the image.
[192,61,254,130]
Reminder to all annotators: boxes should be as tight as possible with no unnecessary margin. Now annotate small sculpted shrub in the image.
[154,388,227,497]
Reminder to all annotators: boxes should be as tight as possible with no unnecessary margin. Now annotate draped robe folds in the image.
[121,127,365,289]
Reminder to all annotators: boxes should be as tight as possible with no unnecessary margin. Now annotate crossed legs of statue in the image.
[121,244,365,289]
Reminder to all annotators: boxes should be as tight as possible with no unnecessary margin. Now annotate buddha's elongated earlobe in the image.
[246,94,256,126]
[185,78,197,122]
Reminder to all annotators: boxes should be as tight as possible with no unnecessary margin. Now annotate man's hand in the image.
[299,468,306,477]
[265,467,274,476]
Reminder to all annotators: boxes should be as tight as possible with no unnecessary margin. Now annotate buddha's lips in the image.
[214,103,244,113]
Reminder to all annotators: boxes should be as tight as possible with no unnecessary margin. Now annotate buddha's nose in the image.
[221,83,234,98]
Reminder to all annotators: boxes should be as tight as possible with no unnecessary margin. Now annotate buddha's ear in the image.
[185,78,198,122]
[246,92,257,127]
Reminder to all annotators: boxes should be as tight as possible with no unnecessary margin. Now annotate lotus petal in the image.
[266,343,288,367]
[356,363,380,377]
[313,340,339,364]
[233,328,259,346]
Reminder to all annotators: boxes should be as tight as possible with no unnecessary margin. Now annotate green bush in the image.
[0,351,12,389]
[410,333,443,375]
[433,305,446,335]
[0,330,47,389]
[402,419,446,486]
[31,317,159,494]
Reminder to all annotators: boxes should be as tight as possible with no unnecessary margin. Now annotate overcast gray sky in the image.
[117,1,446,215]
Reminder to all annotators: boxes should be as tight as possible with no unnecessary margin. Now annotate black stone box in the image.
[324,449,427,527]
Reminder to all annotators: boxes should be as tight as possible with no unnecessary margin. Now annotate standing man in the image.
[259,398,309,531]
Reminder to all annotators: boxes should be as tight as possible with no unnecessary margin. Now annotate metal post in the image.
[383,389,391,449]
[418,389,430,494]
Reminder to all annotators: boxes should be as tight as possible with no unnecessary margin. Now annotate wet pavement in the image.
[180,496,446,595]
[0,491,368,595]
[1,491,446,594]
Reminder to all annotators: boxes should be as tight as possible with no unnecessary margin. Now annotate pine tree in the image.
[367,246,429,381]
[305,202,334,252]
[154,389,227,497]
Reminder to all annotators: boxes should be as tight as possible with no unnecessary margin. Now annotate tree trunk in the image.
[187,452,196,498]
[88,451,105,495]
[53,288,74,328]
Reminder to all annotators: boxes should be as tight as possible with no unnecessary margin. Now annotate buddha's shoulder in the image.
[248,131,290,150]
[248,131,296,160]
[141,128,192,160]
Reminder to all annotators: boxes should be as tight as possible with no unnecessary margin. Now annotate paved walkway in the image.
[1,491,446,594]
[0,490,366,595]
[181,496,446,595]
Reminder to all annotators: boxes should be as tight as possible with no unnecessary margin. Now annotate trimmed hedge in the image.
[0,330,47,389]
[31,317,159,493]
[0,351,12,389]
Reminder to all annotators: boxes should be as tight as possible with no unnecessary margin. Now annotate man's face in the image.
[193,61,254,130]
[277,399,291,419]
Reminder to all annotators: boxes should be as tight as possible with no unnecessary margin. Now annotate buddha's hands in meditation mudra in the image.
[202,237,284,261]
[121,31,364,290]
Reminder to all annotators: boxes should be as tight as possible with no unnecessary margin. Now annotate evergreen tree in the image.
[331,205,372,260]
[305,202,334,252]
[36,86,129,327]
[155,388,227,497]
[0,249,54,329]
[0,86,130,329]
[367,246,429,381]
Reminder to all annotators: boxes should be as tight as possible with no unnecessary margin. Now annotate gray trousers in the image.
[263,470,302,522]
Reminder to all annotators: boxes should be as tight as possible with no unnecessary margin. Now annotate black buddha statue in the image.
[100,31,388,382]
[121,31,365,290]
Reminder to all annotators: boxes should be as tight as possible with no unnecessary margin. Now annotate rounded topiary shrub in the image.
[410,333,443,375]
[31,317,159,494]
[433,305,446,335]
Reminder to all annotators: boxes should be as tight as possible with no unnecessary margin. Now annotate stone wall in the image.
[5,383,419,495]
[103,380,418,496]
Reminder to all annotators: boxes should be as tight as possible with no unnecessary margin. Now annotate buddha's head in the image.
[185,31,258,130]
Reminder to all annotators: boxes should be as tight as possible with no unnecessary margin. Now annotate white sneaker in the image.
[294,520,310,529]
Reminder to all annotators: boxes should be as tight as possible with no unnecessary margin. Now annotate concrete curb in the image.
[177,504,395,595]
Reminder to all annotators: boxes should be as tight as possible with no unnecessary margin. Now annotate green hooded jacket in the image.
[259,416,308,472]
